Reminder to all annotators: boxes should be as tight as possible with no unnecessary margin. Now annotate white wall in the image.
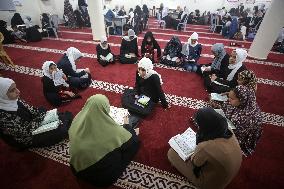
[0,0,271,26]
[105,0,271,14]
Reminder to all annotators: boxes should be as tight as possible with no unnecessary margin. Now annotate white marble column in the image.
[88,0,106,40]
[248,0,284,60]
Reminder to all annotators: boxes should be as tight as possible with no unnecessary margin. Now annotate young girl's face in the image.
[229,50,237,64]
[147,37,152,43]
[138,67,146,78]
[228,90,241,107]
[49,64,57,74]
[191,39,197,44]
[102,41,108,48]
[6,83,20,100]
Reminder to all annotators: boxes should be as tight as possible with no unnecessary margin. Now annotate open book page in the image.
[41,109,59,125]
[137,95,150,106]
[105,53,113,61]
[32,120,60,135]
[109,106,129,126]
[214,109,236,129]
[168,127,196,161]
[211,93,228,102]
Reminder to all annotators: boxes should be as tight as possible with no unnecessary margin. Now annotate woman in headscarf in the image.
[96,36,114,67]
[177,7,189,30]
[0,77,72,149]
[42,61,80,106]
[160,36,183,67]
[0,20,15,44]
[69,94,139,187]
[221,85,262,156]
[208,48,247,93]
[237,70,257,92]
[24,16,33,28]
[57,47,91,89]
[64,0,76,28]
[168,107,242,189]
[182,32,202,72]
[141,31,161,63]
[133,5,143,34]
[120,29,139,64]
[142,4,149,30]
[122,58,169,117]
[228,17,238,39]
[135,57,169,109]
[162,7,179,29]
[200,43,230,89]
[11,13,24,28]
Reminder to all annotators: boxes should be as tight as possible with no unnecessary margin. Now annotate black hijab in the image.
[11,13,24,27]
[142,31,156,45]
[194,107,233,145]
[163,36,182,58]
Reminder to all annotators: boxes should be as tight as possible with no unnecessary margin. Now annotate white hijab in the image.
[138,57,163,85]
[0,77,18,111]
[188,32,199,47]
[66,47,83,71]
[227,49,248,81]
[123,29,137,41]
[100,36,109,50]
[181,8,189,21]
[162,7,169,18]
[42,61,69,87]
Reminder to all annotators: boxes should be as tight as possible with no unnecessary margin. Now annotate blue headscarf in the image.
[228,17,238,39]
[211,43,226,70]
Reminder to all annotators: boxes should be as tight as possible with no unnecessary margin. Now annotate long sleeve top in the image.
[181,43,202,62]
[41,76,61,94]
[141,40,161,59]
[215,64,247,88]
[0,100,45,147]
[96,44,112,61]
[120,38,139,56]
[135,71,168,108]
[57,54,86,78]
[211,54,230,78]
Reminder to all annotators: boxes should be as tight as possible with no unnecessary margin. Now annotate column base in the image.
[247,53,267,60]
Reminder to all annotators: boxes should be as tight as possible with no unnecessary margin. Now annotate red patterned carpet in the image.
[1,18,284,189]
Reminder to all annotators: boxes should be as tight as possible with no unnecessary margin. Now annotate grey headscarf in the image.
[211,43,227,70]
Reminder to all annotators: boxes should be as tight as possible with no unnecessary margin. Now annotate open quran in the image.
[32,109,59,135]
[168,127,196,161]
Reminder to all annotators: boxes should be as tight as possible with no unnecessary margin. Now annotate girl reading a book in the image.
[57,47,91,89]
[96,36,114,67]
[181,32,202,72]
[42,61,81,106]
[119,29,139,64]
[160,36,183,67]
[135,57,169,109]
[168,107,242,189]
[221,85,262,156]
[69,94,139,187]
[206,48,247,93]
[141,31,161,63]
[0,77,72,149]
[198,43,229,78]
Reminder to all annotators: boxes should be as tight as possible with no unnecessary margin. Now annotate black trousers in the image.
[32,111,73,148]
